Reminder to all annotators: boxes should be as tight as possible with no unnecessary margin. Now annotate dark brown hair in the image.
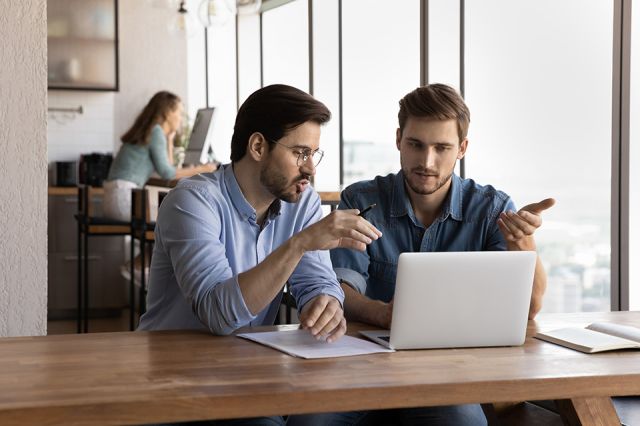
[121,91,181,145]
[398,84,470,143]
[230,84,331,162]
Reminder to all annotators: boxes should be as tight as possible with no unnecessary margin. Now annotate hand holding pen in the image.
[358,203,377,218]
[294,201,382,252]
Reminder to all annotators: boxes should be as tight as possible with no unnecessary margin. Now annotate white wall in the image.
[186,0,207,122]
[48,92,115,163]
[48,1,189,165]
[115,1,189,148]
[0,0,48,337]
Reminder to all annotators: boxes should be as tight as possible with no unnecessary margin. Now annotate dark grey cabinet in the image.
[48,192,126,319]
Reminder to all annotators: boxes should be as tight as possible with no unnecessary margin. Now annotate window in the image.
[341,0,420,185]
[428,0,460,88]
[464,0,614,312]
[311,0,341,191]
[237,13,261,106]
[262,0,309,91]
[210,1,637,311]
[207,19,237,164]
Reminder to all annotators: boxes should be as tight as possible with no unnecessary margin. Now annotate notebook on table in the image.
[535,322,640,353]
[360,251,537,350]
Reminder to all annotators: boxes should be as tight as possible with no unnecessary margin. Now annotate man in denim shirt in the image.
[324,84,553,425]
[139,85,381,343]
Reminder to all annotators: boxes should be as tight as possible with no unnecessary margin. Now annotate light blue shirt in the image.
[330,171,515,302]
[138,164,344,335]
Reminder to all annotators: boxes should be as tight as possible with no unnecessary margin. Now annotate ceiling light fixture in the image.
[167,1,198,37]
[236,0,262,15]
[198,0,235,27]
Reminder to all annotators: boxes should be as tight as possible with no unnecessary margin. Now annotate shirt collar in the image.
[390,170,412,218]
[390,170,463,222]
[223,164,282,222]
[446,174,463,222]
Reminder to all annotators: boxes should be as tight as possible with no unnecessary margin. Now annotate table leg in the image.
[482,402,564,426]
[555,397,620,426]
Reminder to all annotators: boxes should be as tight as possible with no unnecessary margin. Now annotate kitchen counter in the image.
[48,186,103,196]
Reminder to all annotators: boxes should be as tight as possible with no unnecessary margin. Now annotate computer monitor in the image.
[183,107,215,166]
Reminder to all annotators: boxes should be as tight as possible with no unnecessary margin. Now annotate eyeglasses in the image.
[270,139,324,167]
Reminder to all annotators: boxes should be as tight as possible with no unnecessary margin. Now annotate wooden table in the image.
[1,312,639,425]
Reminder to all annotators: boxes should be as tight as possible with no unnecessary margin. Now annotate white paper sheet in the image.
[237,329,395,359]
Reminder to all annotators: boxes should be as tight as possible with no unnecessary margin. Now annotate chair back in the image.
[76,184,130,333]
[131,188,153,240]
[158,190,169,208]
[131,188,151,224]
[77,185,93,219]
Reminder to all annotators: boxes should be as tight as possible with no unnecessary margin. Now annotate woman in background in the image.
[104,91,215,221]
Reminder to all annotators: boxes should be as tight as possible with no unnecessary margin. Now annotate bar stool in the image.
[129,189,169,328]
[275,282,297,325]
[129,188,155,329]
[75,185,130,333]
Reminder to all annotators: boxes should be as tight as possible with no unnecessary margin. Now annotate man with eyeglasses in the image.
[139,84,381,425]
[139,83,381,341]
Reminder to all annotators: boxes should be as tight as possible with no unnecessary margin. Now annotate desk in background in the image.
[1,312,639,425]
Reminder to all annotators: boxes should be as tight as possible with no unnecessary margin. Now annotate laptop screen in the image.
[388,251,536,350]
[184,107,215,165]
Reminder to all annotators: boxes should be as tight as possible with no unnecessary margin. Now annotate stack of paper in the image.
[237,329,394,359]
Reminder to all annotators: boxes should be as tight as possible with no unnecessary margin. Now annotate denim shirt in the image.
[330,171,515,303]
[138,164,344,335]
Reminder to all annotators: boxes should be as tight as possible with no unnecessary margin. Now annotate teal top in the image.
[107,124,176,187]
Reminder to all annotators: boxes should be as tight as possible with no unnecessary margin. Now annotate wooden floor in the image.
[47,310,136,335]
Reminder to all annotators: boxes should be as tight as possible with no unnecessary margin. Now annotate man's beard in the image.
[260,162,309,203]
[402,163,454,196]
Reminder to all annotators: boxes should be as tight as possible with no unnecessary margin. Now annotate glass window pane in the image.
[428,0,460,88]
[262,0,309,91]
[237,13,262,106]
[187,20,206,120]
[630,2,640,310]
[208,18,237,164]
[312,0,340,191]
[342,0,420,185]
[464,0,613,313]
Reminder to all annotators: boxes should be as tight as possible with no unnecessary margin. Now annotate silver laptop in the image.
[360,251,537,350]
[183,107,215,166]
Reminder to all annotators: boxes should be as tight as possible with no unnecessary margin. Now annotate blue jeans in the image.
[286,405,487,426]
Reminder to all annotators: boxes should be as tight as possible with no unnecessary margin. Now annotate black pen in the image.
[358,203,377,217]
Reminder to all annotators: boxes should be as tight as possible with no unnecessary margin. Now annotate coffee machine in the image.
[54,161,78,187]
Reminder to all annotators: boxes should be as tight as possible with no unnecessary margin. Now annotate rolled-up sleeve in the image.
[288,195,345,312]
[157,187,256,334]
[485,196,516,251]
[330,190,370,294]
